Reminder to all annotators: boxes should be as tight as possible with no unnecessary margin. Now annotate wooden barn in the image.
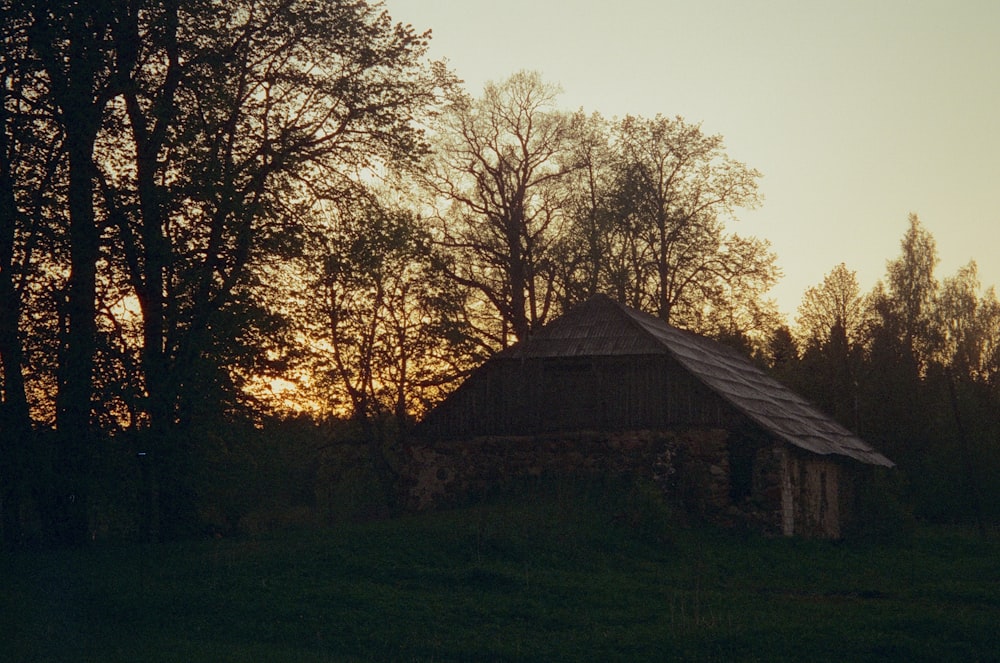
[403,294,893,538]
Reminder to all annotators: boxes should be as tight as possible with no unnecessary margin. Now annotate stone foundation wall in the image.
[751,446,787,534]
[400,428,785,533]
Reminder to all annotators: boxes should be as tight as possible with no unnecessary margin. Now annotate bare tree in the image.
[602,114,773,333]
[421,71,581,347]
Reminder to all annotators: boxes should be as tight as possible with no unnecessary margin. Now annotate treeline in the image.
[772,215,1000,530]
[0,1,996,547]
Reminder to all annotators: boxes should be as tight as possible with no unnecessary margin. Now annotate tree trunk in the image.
[37,1,113,543]
[507,207,530,342]
[51,123,101,545]
[0,93,33,548]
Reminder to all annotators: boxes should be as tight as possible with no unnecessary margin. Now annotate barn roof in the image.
[497,294,893,467]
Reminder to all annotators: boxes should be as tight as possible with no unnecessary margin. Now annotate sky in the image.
[385,0,1000,319]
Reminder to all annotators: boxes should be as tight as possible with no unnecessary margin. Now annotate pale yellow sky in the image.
[387,0,1000,318]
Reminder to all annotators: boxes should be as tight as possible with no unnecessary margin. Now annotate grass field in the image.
[3,479,998,662]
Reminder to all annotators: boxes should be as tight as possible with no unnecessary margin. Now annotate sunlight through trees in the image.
[1,1,998,546]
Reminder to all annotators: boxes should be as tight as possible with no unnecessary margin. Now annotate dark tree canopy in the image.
[1,0,441,545]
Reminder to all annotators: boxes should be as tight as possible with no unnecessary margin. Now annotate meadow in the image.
[3,479,998,662]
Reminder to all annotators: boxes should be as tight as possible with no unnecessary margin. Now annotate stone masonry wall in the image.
[400,429,784,532]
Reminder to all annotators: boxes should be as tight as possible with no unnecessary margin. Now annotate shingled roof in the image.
[498,294,894,467]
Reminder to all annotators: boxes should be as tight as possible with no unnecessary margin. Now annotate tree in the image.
[24,0,129,544]
[793,265,869,431]
[97,0,437,430]
[0,0,48,547]
[3,0,440,542]
[767,325,799,369]
[294,192,477,509]
[304,194,474,422]
[861,215,940,444]
[931,261,1000,530]
[880,213,941,372]
[600,114,775,335]
[934,262,1000,383]
[554,111,615,308]
[422,71,581,347]
[781,215,1000,527]
[795,263,868,351]
[95,0,437,538]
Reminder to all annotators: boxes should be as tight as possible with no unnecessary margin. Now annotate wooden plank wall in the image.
[417,355,745,439]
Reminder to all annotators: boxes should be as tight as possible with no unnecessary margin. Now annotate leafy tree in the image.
[3,0,440,542]
[303,194,475,423]
[791,263,870,428]
[772,218,1000,526]
[97,0,437,429]
[929,262,1000,528]
[795,263,868,350]
[23,0,130,544]
[106,0,437,539]
[553,111,615,307]
[857,216,940,468]
[934,262,1000,383]
[766,325,799,369]
[840,215,1000,526]
[430,100,779,345]
[0,0,33,439]
[296,192,477,509]
[880,213,941,372]
[0,0,54,546]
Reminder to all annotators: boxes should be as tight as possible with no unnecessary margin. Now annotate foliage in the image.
[795,262,869,350]
[785,215,1000,528]
[2,0,997,548]
[296,192,478,421]
[419,77,778,350]
[599,114,775,335]
[0,0,440,545]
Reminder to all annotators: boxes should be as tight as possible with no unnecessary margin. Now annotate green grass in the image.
[3,479,999,662]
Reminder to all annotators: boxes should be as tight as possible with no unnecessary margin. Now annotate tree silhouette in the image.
[421,71,580,347]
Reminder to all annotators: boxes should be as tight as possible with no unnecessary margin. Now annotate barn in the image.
[402,294,893,538]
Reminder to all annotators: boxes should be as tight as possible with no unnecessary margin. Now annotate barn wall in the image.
[400,428,789,535]
[416,355,744,440]
[783,450,846,538]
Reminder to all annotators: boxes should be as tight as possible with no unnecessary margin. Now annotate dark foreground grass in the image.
[3,480,999,662]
